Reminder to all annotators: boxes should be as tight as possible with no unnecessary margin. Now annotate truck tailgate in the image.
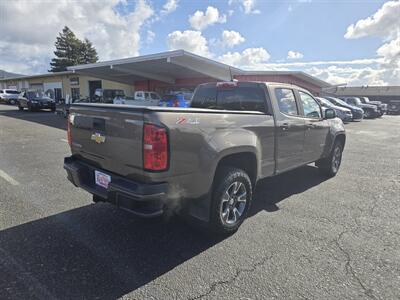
[69,104,144,178]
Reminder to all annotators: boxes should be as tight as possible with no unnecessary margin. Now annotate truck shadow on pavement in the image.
[0,165,327,299]
[0,105,67,131]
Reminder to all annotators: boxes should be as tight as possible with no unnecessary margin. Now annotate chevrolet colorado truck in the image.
[64,81,346,234]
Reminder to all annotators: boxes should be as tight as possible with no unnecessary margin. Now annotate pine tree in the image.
[79,39,99,65]
[49,26,98,72]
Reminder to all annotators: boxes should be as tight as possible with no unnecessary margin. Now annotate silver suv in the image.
[0,89,21,105]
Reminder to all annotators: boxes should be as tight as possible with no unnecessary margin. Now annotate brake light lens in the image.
[143,123,168,171]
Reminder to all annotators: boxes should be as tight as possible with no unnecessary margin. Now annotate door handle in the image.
[306,123,315,129]
[281,123,289,131]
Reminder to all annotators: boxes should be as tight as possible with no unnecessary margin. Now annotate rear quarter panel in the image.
[145,110,275,200]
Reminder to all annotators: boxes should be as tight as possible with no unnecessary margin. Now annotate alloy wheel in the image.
[220,181,247,225]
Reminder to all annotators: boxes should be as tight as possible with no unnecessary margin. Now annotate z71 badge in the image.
[176,117,200,125]
[91,132,106,144]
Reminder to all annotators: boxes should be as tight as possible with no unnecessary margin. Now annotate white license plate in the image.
[95,170,111,189]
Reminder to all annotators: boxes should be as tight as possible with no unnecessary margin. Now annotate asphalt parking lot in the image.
[0,104,399,300]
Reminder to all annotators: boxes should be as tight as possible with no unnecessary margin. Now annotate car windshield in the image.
[25,91,45,99]
[330,97,349,106]
[318,98,333,107]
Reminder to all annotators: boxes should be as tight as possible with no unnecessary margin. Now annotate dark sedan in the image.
[339,97,379,118]
[324,97,364,121]
[18,91,56,112]
[316,97,352,123]
[359,97,386,116]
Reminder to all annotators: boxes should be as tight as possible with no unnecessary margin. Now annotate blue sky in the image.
[0,0,399,86]
[139,0,385,62]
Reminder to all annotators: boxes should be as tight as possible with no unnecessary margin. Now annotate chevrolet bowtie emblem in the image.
[91,132,106,144]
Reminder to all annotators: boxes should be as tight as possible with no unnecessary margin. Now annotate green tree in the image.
[49,26,98,72]
[79,38,99,65]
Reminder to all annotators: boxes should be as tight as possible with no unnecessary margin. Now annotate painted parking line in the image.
[0,169,20,186]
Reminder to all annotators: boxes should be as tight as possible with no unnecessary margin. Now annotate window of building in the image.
[298,91,321,118]
[275,88,298,115]
[70,77,79,86]
[71,88,80,101]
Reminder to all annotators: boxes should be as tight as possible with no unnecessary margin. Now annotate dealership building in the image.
[0,50,331,101]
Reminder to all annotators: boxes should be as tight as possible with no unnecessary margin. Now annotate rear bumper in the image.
[64,156,168,217]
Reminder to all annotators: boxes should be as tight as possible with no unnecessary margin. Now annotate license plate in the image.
[95,170,111,189]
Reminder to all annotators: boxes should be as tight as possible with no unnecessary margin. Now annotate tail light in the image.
[143,123,168,171]
[173,100,179,107]
[67,115,72,146]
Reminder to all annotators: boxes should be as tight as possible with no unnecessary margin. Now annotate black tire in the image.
[209,167,252,235]
[51,107,56,112]
[317,141,343,177]
[364,109,372,118]
[18,105,24,111]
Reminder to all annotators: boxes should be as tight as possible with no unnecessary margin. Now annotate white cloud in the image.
[287,50,304,59]
[146,30,155,44]
[161,0,179,15]
[0,0,154,74]
[166,30,211,57]
[229,0,261,14]
[344,0,400,40]
[242,0,261,14]
[341,0,400,85]
[189,6,227,31]
[220,30,245,48]
[219,47,270,68]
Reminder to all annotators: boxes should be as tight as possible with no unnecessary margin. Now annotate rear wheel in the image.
[317,141,343,177]
[209,167,252,235]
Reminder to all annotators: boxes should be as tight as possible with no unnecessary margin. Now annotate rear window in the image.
[191,83,267,113]
[5,90,19,94]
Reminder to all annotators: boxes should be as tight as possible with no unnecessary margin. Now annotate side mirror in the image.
[324,108,336,119]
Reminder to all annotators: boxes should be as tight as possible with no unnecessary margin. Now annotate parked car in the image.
[93,89,125,103]
[359,97,387,116]
[18,91,56,112]
[315,97,352,123]
[387,100,400,115]
[113,95,158,106]
[158,93,190,108]
[0,89,20,105]
[134,91,161,102]
[324,97,364,121]
[339,97,379,119]
[64,81,345,234]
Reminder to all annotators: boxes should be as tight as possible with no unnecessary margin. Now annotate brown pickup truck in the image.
[64,81,345,234]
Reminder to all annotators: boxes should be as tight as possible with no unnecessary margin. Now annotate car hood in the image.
[332,105,351,113]
[31,97,53,102]
[359,103,376,109]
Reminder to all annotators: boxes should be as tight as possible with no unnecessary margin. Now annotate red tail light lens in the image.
[143,123,168,171]
[67,116,72,146]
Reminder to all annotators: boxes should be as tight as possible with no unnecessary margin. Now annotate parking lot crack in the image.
[189,254,274,300]
[334,230,377,300]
